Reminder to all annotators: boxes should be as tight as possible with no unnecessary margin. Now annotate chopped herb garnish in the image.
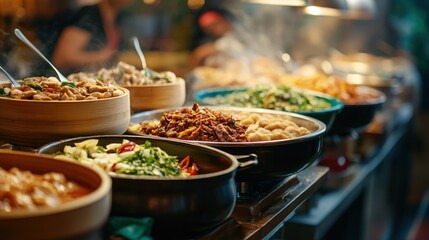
[55,139,186,177]
[25,83,42,91]
[204,85,332,112]
[61,82,77,88]
[0,88,5,95]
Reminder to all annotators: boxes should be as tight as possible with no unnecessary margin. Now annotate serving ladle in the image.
[0,66,20,87]
[131,36,161,78]
[14,28,68,83]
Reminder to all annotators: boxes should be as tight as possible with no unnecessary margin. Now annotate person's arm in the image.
[190,42,220,68]
[51,26,116,71]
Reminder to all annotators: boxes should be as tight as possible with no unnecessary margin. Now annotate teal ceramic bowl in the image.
[193,87,344,131]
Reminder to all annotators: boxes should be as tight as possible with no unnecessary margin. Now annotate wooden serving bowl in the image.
[0,89,130,147]
[124,78,186,112]
[0,150,111,240]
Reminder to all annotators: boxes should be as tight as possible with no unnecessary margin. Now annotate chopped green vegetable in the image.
[25,83,42,91]
[61,82,77,88]
[143,69,167,81]
[117,146,181,176]
[0,88,5,96]
[204,85,332,112]
[55,139,184,177]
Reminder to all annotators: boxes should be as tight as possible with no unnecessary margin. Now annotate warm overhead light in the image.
[282,53,291,62]
[295,0,376,20]
[188,0,205,10]
[243,0,376,19]
[242,0,306,7]
[143,0,160,5]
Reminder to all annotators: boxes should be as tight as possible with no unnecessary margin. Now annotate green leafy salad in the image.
[54,139,198,177]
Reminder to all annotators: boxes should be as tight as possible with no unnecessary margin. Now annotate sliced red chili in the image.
[44,87,55,93]
[110,163,117,172]
[189,163,199,176]
[118,141,137,153]
[22,86,32,91]
[179,155,190,169]
[179,156,199,176]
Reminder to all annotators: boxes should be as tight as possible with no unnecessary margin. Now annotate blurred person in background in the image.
[190,9,245,68]
[38,0,134,75]
[190,9,231,67]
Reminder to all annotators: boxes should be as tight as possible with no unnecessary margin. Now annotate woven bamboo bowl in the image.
[124,78,186,112]
[0,150,111,240]
[0,88,130,147]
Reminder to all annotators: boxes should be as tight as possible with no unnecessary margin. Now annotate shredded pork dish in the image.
[135,103,249,142]
[68,61,182,86]
[0,77,125,100]
[0,167,90,212]
[130,103,312,142]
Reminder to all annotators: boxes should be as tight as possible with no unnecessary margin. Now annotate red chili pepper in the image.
[189,163,199,176]
[110,163,117,172]
[179,155,190,169]
[22,86,32,91]
[44,87,55,93]
[118,141,137,153]
[179,156,199,176]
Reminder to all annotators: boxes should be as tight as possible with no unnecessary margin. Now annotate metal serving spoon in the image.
[14,28,68,83]
[131,36,161,78]
[0,66,20,87]
[131,36,147,70]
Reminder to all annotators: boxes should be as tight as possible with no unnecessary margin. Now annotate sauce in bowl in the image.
[0,167,90,212]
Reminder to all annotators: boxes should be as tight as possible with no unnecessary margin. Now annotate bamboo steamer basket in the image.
[0,150,111,239]
[124,78,186,112]
[0,89,130,147]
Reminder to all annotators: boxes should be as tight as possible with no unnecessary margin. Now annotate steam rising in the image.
[218,0,388,64]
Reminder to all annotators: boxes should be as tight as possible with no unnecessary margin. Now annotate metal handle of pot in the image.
[234,154,258,169]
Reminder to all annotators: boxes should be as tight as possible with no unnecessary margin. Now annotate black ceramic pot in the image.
[38,135,256,236]
[128,106,326,182]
